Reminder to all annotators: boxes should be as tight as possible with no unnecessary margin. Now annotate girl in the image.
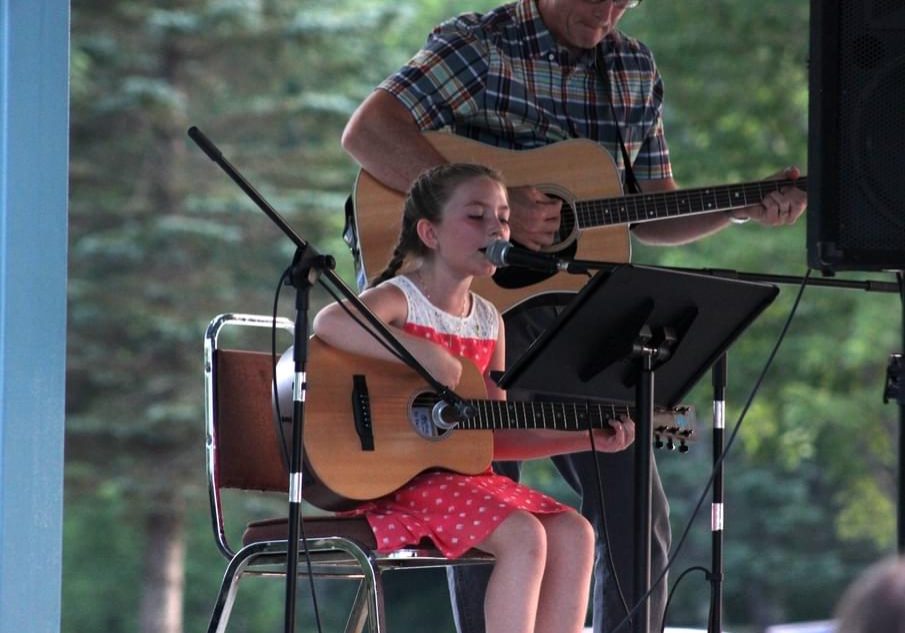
[313,163,635,633]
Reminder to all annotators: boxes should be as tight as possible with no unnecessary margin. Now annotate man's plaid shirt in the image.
[379,0,673,182]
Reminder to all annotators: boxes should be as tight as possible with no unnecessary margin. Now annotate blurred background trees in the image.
[65,1,898,632]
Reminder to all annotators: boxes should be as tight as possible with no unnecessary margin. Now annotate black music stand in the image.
[498,264,778,633]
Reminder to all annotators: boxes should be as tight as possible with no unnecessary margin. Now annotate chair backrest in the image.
[215,348,288,491]
[204,313,294,558]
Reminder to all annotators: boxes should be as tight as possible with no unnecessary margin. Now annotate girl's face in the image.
[421,176,510,278]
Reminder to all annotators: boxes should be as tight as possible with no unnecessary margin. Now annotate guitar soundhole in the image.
[554,199,578,248]
[491,198,579,290]
[409,393,453,441]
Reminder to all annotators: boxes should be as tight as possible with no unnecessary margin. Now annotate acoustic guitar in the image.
[352,132,807,313]
[300,337,694,511]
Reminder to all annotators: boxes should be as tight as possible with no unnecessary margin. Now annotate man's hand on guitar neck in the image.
[506,185,563,250]
[731,165,807,227]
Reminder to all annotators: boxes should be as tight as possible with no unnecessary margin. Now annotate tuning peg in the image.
[678,440,689,453]
[666,438,675,451]
[654,434,664,449]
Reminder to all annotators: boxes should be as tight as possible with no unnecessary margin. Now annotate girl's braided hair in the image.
[370,163,505,287]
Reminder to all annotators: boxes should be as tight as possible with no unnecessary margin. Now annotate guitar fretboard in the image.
[577,177,808,228]
[457,399,630,432]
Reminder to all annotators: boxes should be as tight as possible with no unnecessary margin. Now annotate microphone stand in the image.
[708,354,727,633]
[187,126,474,633]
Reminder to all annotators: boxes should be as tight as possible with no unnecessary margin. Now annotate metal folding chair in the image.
[204,313,491,633]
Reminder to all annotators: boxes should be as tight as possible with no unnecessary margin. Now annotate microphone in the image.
[483,239,572,274]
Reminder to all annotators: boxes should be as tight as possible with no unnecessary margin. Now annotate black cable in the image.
[660,565,710,633]
[272,265,292,468]
[611,268,812,633]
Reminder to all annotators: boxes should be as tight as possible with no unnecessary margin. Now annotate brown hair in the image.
[835,556,905,633]
[370,163,505,287]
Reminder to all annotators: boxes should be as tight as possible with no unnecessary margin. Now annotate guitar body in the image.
[304,337,494,511]
[353,132,631,313]
[301,337,696,510]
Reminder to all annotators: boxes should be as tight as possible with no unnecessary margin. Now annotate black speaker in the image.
[808,0,905,271]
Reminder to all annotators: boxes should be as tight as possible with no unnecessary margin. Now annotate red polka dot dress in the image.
[344,274,572,559]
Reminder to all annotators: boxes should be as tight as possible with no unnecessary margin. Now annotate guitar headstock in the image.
[652,405,696,453]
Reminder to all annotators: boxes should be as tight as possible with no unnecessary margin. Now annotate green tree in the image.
[67,1,390,631]
[623,2,897,627]
[66,2,900,632]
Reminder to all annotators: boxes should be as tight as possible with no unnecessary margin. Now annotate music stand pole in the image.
[633,351,655,633]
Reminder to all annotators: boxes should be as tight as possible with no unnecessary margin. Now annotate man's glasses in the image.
[586,0,643,8]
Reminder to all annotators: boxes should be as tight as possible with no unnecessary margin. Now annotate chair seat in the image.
[244,516,379,548]
[243,516,491,560]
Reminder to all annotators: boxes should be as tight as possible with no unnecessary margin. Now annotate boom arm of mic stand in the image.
[517,242,900,295]
[187,125,472,416]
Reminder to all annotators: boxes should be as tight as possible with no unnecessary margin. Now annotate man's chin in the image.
[575,24,611,47]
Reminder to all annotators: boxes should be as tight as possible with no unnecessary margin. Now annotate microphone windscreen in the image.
[484,239,511,267]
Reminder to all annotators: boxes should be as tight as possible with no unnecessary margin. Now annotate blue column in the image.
[0,2,69,633]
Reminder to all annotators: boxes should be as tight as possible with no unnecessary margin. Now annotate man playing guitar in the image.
[340,1,806,632]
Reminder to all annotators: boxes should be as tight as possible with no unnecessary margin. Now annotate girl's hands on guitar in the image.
[423,347,463,388]
[314,282,465,388]
[506,186,563,250]
[493,414,636,461]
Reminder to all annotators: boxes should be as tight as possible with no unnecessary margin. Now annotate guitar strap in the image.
[343,194,368,291]
[595,43,643,196]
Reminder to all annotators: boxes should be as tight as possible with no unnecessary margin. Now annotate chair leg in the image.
[207,553,253,633]
[343,581,370,633]
[365,568,387,633]
[342,569,387,633]
[207,539,392,633]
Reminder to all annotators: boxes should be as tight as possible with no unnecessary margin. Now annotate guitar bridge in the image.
[351,374,374,451]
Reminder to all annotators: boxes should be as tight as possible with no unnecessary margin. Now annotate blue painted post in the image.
[0,2,70,633]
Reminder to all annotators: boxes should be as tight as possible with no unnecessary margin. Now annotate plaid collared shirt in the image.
[379,0,672,182]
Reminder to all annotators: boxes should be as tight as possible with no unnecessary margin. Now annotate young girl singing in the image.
[313,163,635,633]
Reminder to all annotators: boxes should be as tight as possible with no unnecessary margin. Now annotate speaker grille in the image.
[809,0,905,270]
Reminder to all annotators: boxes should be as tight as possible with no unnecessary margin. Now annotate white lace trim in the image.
[383,275,499,340]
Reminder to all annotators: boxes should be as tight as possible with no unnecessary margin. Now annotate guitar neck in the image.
[456,398,632,432]
[577,176,808,228]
